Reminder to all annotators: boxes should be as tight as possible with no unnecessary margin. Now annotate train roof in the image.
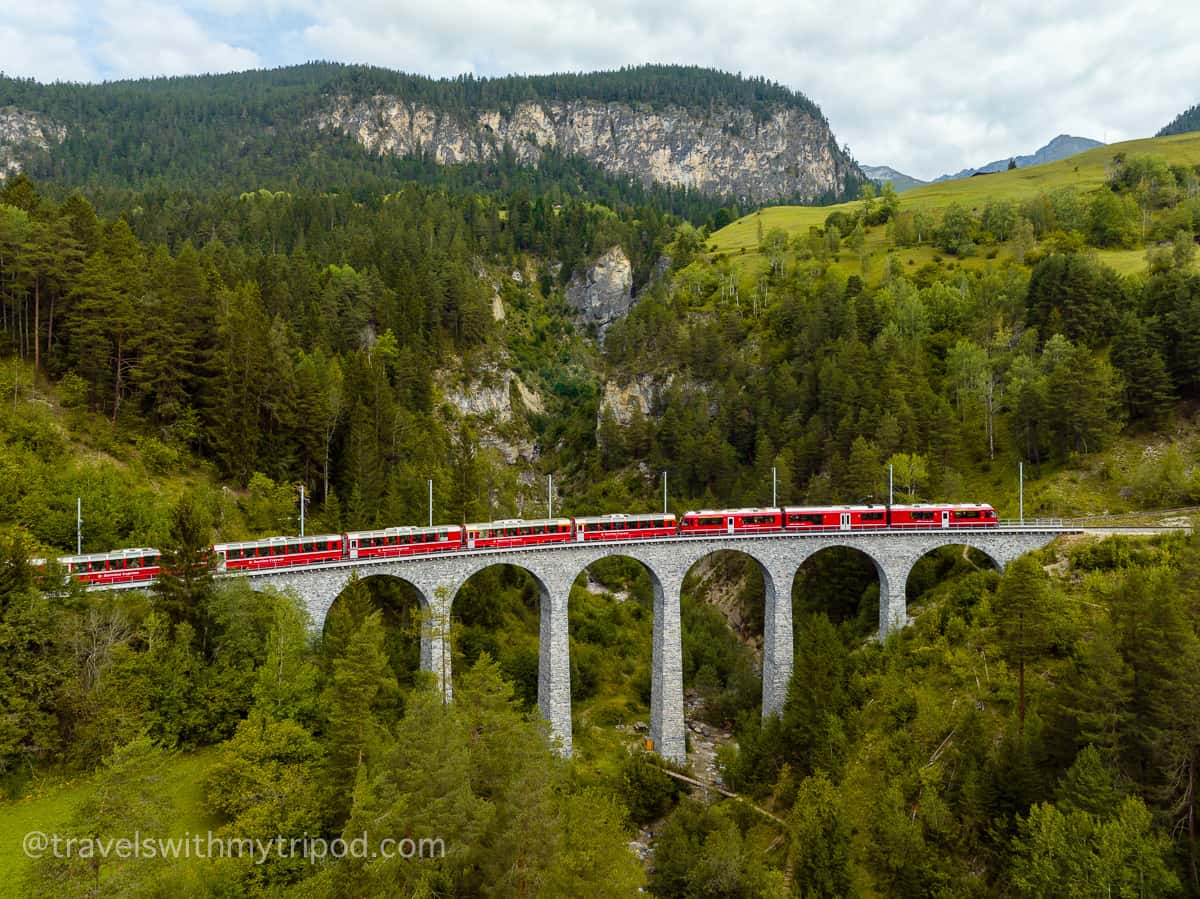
[213,534,342,550]
[682,508,782,516]
[782,503,994,512]
[57,547,161,564]
[574,512,676,524]
[465,517,573,529]
[346,524,462,538]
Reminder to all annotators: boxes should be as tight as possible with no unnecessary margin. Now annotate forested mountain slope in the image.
[0,63,864,208]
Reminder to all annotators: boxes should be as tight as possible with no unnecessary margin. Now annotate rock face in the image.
[315,97,862,203]
[0,107,65,180]
[440,365,544,464]
[566,246,634,329]
[599,374,668,427]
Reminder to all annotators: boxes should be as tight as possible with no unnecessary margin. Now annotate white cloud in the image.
[94,0,261,79]
[2,0,1199,178]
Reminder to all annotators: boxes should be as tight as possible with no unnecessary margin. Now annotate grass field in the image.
[705,130,1200,281]
[0,749,220,896]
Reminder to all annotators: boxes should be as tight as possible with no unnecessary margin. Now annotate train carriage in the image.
[57,547,162,586]
[783,505,887,531]
[679,508,783,536]
[465,518,574,549]
[214,534,343,571]
[574,513,677,542]
[347,525,463,559]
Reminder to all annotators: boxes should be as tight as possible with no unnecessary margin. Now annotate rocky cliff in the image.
[315,96,862,204]
[565,245,635,330]
[0,107,65,180]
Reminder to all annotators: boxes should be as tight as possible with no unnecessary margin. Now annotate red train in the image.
[38,502,998,587]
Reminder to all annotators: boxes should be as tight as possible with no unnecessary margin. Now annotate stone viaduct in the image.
[245,528,1068,764]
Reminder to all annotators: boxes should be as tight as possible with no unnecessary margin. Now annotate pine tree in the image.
[322,607,398,824]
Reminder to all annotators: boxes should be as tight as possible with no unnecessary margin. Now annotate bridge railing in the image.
[996,518,1065,529]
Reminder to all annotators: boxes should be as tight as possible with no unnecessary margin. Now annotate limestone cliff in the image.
[0,107,65,180]
[315,96,862,204]
[565,245,634,330]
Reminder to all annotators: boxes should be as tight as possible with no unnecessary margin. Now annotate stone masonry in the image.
[244,529,1067,765]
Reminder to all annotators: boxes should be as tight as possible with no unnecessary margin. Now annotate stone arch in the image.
[791,542,888,639]
[670,545,794,727]
[564,550,673,757]
[324,572,433,690]
[899,539,1005,627]
[447,560,574,756]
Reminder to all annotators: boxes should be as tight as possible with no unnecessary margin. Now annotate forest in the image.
[1,74,1200,894]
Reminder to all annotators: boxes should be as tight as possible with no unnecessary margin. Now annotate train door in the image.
[349,538,358,560]
[941,510,950,529]
[840,512,851,531]
[726,516,735,534]
[576,525,585,542]
[467,531,476,549]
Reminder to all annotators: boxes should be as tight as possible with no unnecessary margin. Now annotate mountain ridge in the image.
[933,133,1103,182]
[0,62,865,206]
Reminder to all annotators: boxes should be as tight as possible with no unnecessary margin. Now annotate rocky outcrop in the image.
[566,245,634,329]
[440,365,544,464]
[0,107,65,180]
[315,97,862,204]
[598,374,670,427]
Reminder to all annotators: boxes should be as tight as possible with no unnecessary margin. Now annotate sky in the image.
[3,0,1198,181]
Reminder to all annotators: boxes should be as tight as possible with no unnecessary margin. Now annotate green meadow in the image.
[705,130,1200,279]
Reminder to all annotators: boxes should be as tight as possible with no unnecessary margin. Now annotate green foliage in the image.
[616,750,683,825]
[1011,797,1181,897]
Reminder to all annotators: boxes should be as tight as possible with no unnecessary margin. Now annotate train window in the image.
[911,511,935,521]
[954,510,982,519]
[862,512,885,522]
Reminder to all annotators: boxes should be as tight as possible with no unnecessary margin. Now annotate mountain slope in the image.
[934,134,1103,182]
[0,62,865,206]
[1159,102,1200,137]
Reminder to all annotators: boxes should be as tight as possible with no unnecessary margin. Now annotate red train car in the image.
[347,525,463,559]
[679,508,783,536]
[889,503,998,528]
[465,518,574,549]
[214,534,343,571]
[782,505,886,530]
[574,513,677,542]
[57,548,162,586]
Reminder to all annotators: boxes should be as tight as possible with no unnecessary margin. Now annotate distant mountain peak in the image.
[860,164,927,193]
[934,134,1104,183]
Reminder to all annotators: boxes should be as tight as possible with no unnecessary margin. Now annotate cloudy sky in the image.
[3,0,1197,180]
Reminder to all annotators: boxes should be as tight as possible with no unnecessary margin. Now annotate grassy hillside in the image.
[707,131,1200,278]
[0,749,220,892]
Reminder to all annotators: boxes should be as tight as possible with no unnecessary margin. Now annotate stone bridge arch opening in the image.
[450,563,548,713]
[904,543,1003,633]
[324,573,430,694]
[677,550,768,731]
[793,545,884,641]
[568,555,659,758]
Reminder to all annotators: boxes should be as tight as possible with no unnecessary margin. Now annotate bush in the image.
[136,436,180,474]
[616,750,682,825]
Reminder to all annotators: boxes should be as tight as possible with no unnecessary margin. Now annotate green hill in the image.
[706,130,1200,278]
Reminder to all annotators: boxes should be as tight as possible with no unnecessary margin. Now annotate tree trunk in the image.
[47,294,55,364]
[33,277,39,385]
[113,336,122,422]
[1018,609,1026,736]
